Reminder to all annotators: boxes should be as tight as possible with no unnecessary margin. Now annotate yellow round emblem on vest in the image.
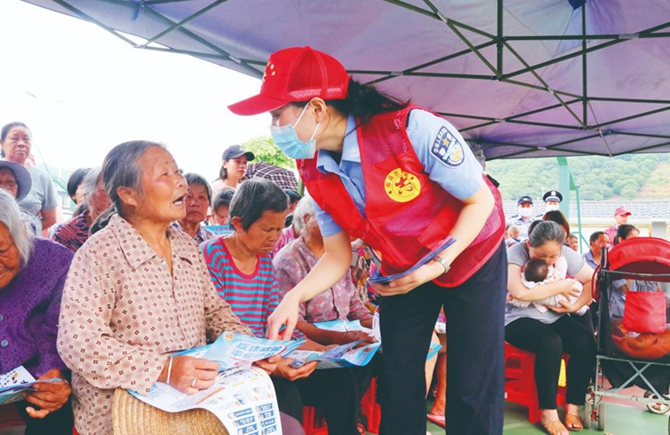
[384,168,421,203]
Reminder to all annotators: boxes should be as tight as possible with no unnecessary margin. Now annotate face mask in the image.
[270,104,320,159]
[546,204,559,212]
[518,207,532,218]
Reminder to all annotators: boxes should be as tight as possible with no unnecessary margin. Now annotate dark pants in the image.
[505,315,597,409]
[16,400,73,435]
[378,243,507,435]
[273,362,375,435]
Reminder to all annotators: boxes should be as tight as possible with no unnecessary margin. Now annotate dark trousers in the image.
[273,362,375,435]
[16,400,73,435]
[378,243,507,435]
[505,314,597,409]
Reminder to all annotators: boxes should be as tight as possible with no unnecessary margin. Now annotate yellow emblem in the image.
[262,62,276,83]
[384,168,421,203]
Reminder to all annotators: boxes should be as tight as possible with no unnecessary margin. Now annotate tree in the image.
[241,136,295,169]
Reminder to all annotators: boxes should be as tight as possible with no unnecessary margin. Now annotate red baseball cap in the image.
[614,206,631,216]
[228,47,350,116]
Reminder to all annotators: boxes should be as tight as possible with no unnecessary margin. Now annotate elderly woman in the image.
[274,197,374,343]
[202,179,370,435]
[52,167,111,252]
[0,189,73,434]
[0,122,58,233]
[173,173,216,243]
[56,141,302,435]
[66,168,91,212]
[505,221,596,435]
[210,145,255,193]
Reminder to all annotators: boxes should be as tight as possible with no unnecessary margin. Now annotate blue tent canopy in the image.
[23,0,670,160]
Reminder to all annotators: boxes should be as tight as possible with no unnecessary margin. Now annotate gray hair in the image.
[83,166,103,205]
[528,221,565,248]
[0,189,33,266]
[292,197,315,234]
[102,140,165,218]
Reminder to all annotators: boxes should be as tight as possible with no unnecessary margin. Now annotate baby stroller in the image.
[588,237,670,432]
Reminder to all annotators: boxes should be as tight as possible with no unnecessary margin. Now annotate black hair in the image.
[292,79,408,128]
[229,178,288,231]
[615,224,638,245]
[184,172,212,205]
[527,220,541,239]
[542,210,570,241]
[523,258,549,282]
[1,122,30,158]
[528,221,566,248]
[67,168,91,201]
[589,231,606,244]
[219,164,228,181]
[283,189,301,204]
[212,188,235,213]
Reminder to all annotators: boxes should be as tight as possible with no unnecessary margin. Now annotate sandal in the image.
[564,413,584,431]
[541,419,569,435]
[426,413,446,428]
[357,423,366,434]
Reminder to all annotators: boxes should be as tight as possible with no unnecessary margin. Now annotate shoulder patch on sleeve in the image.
[430,126,464,167]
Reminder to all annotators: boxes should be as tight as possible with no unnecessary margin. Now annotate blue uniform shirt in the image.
[313,109,484,237]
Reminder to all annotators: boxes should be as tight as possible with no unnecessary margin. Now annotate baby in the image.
[509,257,587,315]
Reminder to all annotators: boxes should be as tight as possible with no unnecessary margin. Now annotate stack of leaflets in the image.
[129,332,303,435]
[0,366,60,405]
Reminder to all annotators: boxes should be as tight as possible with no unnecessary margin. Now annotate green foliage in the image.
[241,136,295,170]
[486,154,670,201]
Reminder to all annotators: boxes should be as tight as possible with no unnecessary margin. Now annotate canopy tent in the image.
[22,0,670,161]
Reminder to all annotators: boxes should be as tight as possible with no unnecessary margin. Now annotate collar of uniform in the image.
[316,115,360,173]
[109,214,194,269]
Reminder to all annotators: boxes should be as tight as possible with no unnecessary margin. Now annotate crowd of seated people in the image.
[1,121,665,435]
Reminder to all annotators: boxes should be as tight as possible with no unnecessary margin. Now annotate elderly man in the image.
[583,231,610,270]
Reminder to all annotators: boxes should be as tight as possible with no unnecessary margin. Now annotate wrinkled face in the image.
[212,205,230,226]
[1,126,32,164]
[89,181,112,220]
[74,183,87,206]
[0,223,21,289]
[183,183,210,225]
[130,147,187,224]
[233,209,287,255]
[528,240,562,266]
[0,168,19,199]
[223,156,248,180]
[590,234,610,255]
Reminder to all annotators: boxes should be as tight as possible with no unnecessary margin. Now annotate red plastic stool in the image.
[504,342,568,423]
[361,377,381,434]
[302,406,328,435]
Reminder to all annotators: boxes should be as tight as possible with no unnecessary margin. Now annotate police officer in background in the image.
[507,195,536,240]
[543,190,563,213]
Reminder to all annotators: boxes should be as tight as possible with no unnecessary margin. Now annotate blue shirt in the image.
[313,109,484,237]
[582,250,599,270]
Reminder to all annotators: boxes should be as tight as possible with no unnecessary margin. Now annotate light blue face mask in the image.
[270,104,320,159]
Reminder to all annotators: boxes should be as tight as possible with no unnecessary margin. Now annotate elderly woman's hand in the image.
[23,369,71,419]
[164,356,220,394]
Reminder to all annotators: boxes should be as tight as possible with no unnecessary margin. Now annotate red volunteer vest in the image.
[298,106,505,287]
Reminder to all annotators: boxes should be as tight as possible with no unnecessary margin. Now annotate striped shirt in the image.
[52,212,90,252]
[202,237,303,339]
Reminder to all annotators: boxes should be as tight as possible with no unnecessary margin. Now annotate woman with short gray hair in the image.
[52,167,111,252]
[504,221,596,434]
[0,188,74,434]
[56,141,265,435]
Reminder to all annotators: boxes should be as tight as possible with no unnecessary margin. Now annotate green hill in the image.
[486,154,670,201]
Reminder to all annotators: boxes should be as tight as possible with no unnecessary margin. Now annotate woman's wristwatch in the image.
[432,255,450,274]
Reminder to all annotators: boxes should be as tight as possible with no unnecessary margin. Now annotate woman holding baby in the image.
[505,221,596,435]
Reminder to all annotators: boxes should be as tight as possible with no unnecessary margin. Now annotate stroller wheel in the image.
[583,401,593,429]
[597,403,606,431]
[644,391,670,414]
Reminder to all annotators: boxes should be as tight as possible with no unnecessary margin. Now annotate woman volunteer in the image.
[229,47,507,435]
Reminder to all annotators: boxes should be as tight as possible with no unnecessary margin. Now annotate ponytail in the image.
[325,80,408,125]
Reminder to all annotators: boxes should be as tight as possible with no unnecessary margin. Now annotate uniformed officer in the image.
[543,190,563,212]
[507,195,536,240]
[229,47,507,435]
